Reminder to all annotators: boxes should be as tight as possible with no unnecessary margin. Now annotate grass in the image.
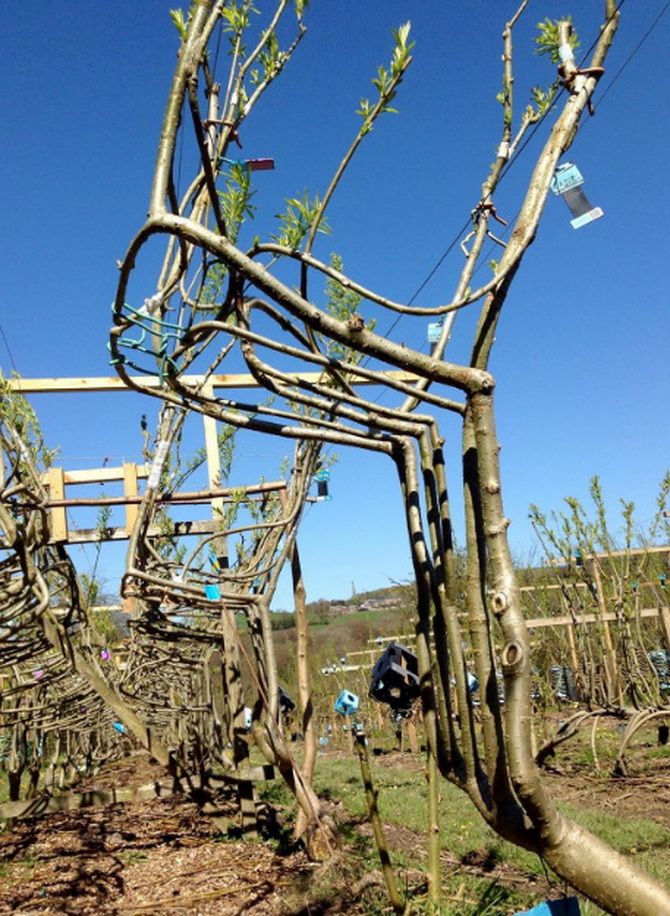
[304,752,670,914]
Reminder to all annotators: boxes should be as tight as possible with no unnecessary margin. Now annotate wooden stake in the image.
[44,467,67,542]
[122,462,139,535]
[561,595,581,676]
[407,718,419,754]
[202,382,228,568]
[659,606,670,655]
[589,560,619,700]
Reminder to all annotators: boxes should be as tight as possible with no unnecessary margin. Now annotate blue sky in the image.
[1,2,668,609]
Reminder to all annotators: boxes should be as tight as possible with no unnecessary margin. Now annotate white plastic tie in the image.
[147,439,170,490]
[558,43,574,64]
[138,294,161,317]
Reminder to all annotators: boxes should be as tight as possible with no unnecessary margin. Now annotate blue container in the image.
[514,897,580,916]
[334,689,360,716]
[204,584,221,600]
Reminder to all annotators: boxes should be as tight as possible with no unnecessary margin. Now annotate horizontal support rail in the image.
[550,544,670,565]
[41,465,151,485]
[8,370,420,394]
[526,606,665,629]
[41,479,287,510]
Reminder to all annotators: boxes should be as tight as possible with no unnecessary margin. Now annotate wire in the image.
[0,322,18,373]
[371,0,632,352]
[363,220,472,353]
[212,17,223,77]
[363,0,660,408]
[176,99,186,199]
[472,0,668,281]
[598,0,670,106]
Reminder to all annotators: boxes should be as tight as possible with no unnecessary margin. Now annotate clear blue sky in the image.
[2,2,668,609]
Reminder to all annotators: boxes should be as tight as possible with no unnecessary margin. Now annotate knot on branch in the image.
[559,65,605,92]
[486,518,510,537]
[484,479,500,495]
[490,591,509,616]
[346,313,365,332]
[501,639,525,675]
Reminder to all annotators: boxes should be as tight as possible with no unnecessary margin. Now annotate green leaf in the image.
[534,16,580,64]
[169,8,188,41]
[271,191,330,249]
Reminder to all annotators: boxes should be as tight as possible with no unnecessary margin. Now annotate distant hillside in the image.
[269,583,417,699]
[270,582,413,629]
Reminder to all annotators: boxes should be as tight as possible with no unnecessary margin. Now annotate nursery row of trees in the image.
[2,2,670,913]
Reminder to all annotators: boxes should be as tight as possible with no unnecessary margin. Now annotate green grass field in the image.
[261,746,670,915]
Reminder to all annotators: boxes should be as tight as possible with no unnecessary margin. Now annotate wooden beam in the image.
[51,464,151,485]
[0,766,276,821]
[549,544,670,565]
[58,518,220,544]
[8,370,420,394]
[526,606,663,630]
[520,581,589,593]
[38,480,287,509]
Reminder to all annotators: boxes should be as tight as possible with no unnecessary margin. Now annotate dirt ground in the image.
[1,739,669,915]
[0,756,315,915]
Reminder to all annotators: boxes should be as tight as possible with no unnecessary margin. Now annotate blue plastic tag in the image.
[551,163,584,195]
[570,207,603,229]
[427,321,443,343]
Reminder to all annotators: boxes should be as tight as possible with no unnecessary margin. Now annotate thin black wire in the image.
[176,100,186,199]
[598,0,670,106]
[212,17,223,77]
[496,0,629,182]
[0,322,18,373]
[364,0,670,410]
[371,0,631,353]
[366,219,471,348]
[473,0,668,283]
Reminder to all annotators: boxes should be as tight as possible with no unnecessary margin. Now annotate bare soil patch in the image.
[0,760,312,915]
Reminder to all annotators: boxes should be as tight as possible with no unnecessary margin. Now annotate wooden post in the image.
[202,382,228,568]
[122,463,139,535]
[589,560,619,700]
[201,386,253,829]
[659,606,670,654]
[44,467,67,542]
[398,653,417,752]
[288,527,319,840]
[561,595,581,674]
[407,718,419,754]
[122,463,139,613]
